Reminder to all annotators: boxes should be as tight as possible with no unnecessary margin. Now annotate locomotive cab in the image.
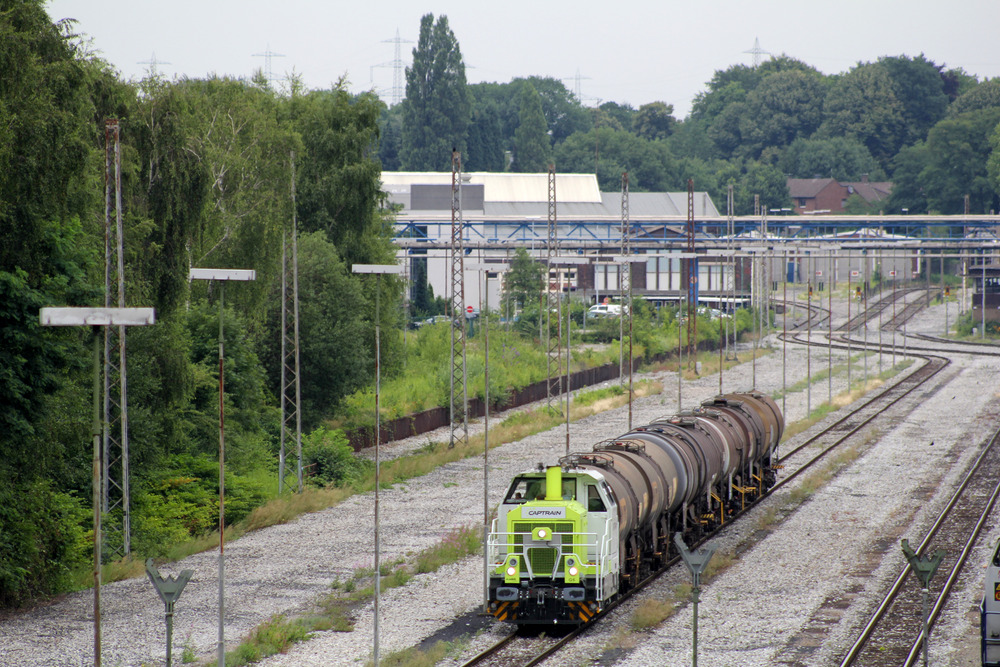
[487,465,619,625]
[983,537,1000,666]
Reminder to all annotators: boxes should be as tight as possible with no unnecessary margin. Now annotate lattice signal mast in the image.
[686,179,697,370]
[103,119,131,556]
[546,164,562,413]
[280,152,303,493]
[725,184,737,360]
[449,151,468,448]
[620,172,633,428]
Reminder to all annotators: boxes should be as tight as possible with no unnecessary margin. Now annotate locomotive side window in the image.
[993,539,1000,567]
[587,485,606,512]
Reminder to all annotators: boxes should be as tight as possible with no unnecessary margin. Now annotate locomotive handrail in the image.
[487,526,614,602]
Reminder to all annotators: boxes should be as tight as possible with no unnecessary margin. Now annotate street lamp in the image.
[466,262,509,612]
[40,306,156,667]
[188,268,256,667]
[351,263,403,667]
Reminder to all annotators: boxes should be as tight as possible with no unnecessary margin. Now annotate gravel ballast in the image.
[1,294,997,667]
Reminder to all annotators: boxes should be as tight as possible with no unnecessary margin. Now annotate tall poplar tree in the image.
[513,83,550,172]
[401,13,470,170]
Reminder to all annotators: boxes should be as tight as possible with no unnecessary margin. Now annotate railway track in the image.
[459,346,952,667]
[836,424,1000,666]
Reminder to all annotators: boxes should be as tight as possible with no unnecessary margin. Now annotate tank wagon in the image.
[983,537,1000,666]
[486,391,783,625]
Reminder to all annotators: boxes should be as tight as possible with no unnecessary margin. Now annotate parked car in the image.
[587,304,624,318]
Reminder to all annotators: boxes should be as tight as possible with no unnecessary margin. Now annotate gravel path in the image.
[1,293,997,667]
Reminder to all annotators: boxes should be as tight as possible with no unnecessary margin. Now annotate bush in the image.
[302,427,370,486]
[132,453,270,556]
[0,480,89,607]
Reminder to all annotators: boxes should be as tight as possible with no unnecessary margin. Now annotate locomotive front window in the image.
[505,477,544,503]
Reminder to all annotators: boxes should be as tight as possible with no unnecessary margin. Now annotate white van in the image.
[587,304,623,318]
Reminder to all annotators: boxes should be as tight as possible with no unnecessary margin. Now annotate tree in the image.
[886,142,930,214]
[291,84,388,266]
[554,128,677,192]
[502,248,544,314]
[919,108,1000,213]
[400,13,470,170]
[818,63,906,167]
[778,137,884,181]
[739,69,828,160]
[948,78,1000,116]
[466,102,505,171]
[513,83,550,172]
[878,55,949,146]
[633,102,676,140]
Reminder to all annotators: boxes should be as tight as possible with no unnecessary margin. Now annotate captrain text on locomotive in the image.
[486,391,784,625]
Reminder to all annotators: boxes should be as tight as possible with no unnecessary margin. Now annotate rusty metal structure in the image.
[620,173,633,427]
[449,151,468,447]
[279,152,303,493]
[685,179,697,370]
[102,119,131,557]
[546,164,562,413]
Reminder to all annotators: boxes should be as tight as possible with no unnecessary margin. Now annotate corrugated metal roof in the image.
[381,172,602,204]
[381,172,719,218]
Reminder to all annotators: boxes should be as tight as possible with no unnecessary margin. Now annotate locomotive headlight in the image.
[532,526,550,541]
[564,556,580,583]
[504,556,520,583]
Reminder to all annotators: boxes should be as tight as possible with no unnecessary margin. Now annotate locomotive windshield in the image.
[504,475,579,502]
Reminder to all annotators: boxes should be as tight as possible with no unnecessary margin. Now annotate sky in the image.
[45,0,1000,119]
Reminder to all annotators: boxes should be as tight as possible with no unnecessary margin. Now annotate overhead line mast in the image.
[103,119,132,557]
[621,172,633,428]
[546,164,562,414]
[449,151,468,448]
[279,151,303,494]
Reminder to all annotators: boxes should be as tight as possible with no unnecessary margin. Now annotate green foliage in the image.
[513,83,551,172]
[0,480,89,607]
[818,62,907,167]
[919,108,1000,213]
[633,101,677,141]
[502,247,544,313]
[132,453,270,557]
[401,13,470,170]
[302,427,371,486]
[554,127,678,191]
[291,83,387,266]
[739,69,828,161]
[778,137,884,181]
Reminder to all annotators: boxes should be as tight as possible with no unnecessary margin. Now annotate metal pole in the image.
[91,330,102,667]
[782,251,786,418]
[807,279,811,416]
[922,586,930,667]
[892,249,897,368]
[483,273,490,613]
[566,299,572,449]
[374,276,381,667]
[828,253,833,404]
[878,248,883,374]
[692,582,700,667]
[217,284,226,667]
[677,302,682,412]
[846,251,852,388]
